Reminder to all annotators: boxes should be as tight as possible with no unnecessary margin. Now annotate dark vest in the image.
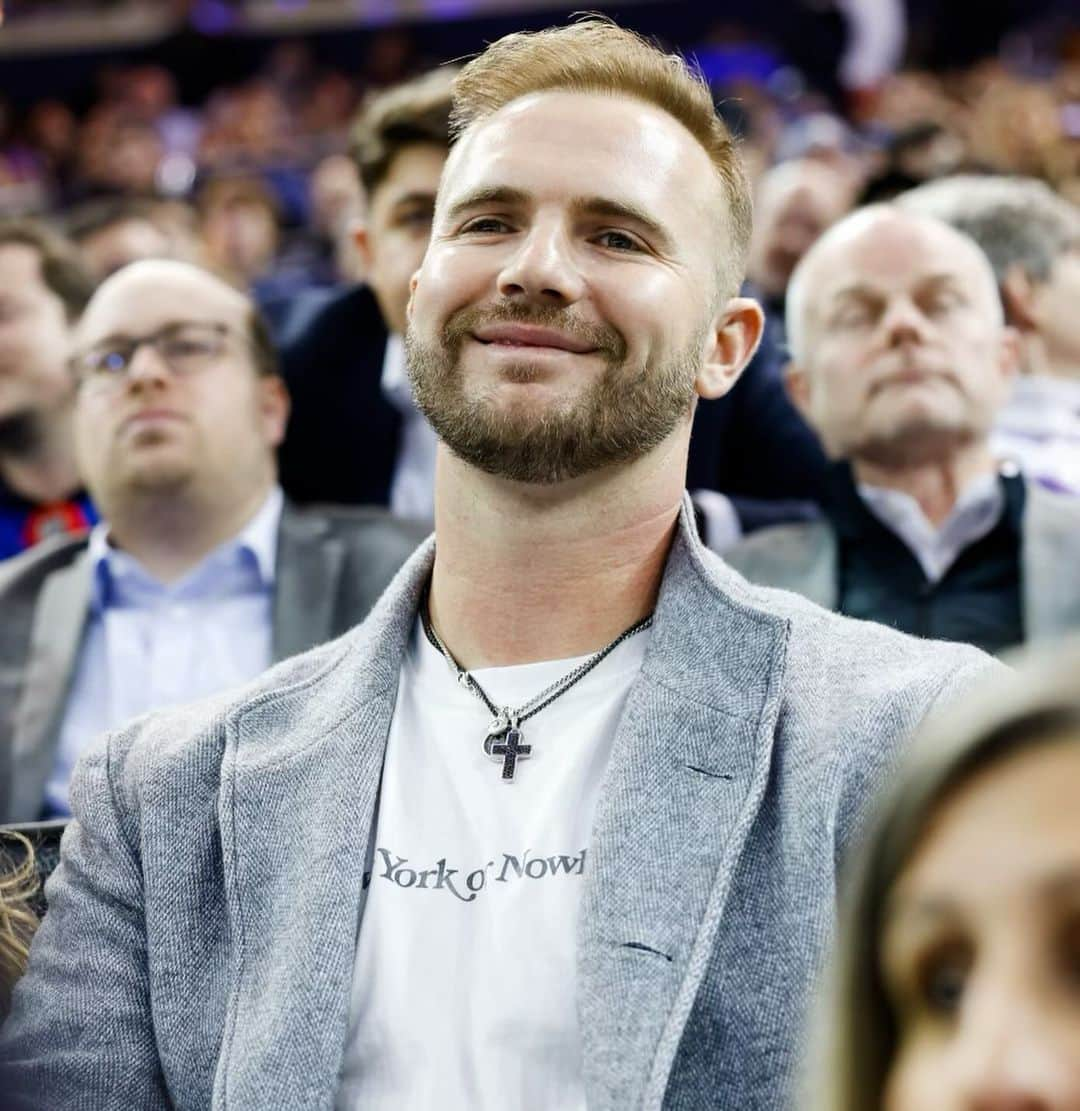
[825,464,1026,655]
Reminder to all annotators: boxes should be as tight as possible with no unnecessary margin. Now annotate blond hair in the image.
[450,18,751,300]
[0,832,40,1019]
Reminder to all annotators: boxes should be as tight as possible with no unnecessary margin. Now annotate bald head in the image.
[782,205,1017,468]
[786,206,1003,365]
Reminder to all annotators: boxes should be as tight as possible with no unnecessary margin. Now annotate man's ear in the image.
[783,359,814,422]
[352,222,373,271]
[997,324,1022,384]
[695,297,765,400]
[1000,264,1038,332]
[259,374,291,449]
[406,271,420,324]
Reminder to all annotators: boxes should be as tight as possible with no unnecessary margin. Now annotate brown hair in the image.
[0,217,96,320]
[350,67,455,198]
[813,644,1080,1111]
[0,832,40,1020]
[450,17,752,299]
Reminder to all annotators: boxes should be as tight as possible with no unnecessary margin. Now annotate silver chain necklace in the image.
[420,591,653,781]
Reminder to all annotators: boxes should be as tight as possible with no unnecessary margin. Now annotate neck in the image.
[0,405,82,504]
[851,442,998,527]
[1019,332,1080,382]
[103,480,274,584]
[427,439,688,669]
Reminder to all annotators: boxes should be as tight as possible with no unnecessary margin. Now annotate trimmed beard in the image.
[0,410,43,458]
[405,303,702,484]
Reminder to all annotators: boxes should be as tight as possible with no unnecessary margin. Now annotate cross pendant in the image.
[490,726,531,781]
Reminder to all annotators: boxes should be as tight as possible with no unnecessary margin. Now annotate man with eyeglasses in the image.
[0,258,426,822]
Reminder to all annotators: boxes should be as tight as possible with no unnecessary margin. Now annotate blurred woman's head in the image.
[818,647,1080,1111]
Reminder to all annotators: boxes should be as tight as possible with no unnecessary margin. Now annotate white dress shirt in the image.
[381,333,438,523]
[857,471,1005,584]
[43,488,283,817]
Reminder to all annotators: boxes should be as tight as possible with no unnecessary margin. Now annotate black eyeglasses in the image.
[70,322,233,391]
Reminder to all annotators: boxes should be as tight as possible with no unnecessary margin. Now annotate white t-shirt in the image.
[335,617,650,1111]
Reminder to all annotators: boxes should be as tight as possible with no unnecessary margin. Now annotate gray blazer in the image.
[0,498,995,1110]
[724,479,1080,645]
[0,501,428,822]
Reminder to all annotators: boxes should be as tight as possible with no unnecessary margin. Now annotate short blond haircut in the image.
[450,18,752,301]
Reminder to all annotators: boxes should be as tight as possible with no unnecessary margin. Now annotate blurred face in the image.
[71,263,288,510]
[407,91,757,485]
[79,218,173,281]
[0,243,75,430]
[747,162,856,301]
[1031,247,1080,371]
[881,736,1080,1110]
[789,214,1017,467]
[358,142,445,334]
[203,200,279,282]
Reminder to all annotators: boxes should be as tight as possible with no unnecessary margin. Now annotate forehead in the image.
[814,217,991,305]
[896,739,1080,905]
[78,266,249,342]
[441,91,720,242]
[372,143,446,206]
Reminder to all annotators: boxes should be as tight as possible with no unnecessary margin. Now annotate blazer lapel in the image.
[7,552,92,821]
[272,504,347,662]
[578,503,790,1110]
[213,539,434,1109]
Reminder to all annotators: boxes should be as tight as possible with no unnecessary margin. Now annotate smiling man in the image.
[727,205,1080,652]
[0,22,998,1111]
[0,259,424,821]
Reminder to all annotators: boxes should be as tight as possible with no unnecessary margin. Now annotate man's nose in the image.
[879,296,932,348]
[953,988,1079,1110]
[126,341,171,387]
[496,223,585,305]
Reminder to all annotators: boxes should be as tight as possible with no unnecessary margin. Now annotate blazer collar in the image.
[577,496,791,1107]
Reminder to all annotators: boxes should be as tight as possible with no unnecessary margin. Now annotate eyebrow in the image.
[885,864,1080,926]
[81,320,218,348]
[443,186,675,252]
[390,191,437,210]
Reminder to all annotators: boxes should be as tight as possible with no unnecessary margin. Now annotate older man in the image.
[0,259,425,822]
[897,174,1080,492]
[727,205,1080,653]
[1,23,994,1111]
[0,220,97,559]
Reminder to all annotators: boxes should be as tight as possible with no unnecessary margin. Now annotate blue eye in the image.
[102,351,130,373]
[596,231,640,251]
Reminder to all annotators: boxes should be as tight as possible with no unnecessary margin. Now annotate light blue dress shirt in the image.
[43,488,284,818]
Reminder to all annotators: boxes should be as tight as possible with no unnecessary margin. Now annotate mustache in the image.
[442,302,627,362]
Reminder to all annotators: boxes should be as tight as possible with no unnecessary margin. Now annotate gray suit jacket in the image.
[0,498,995,1110]
[724,479,1080,644]
[0,501,427,822]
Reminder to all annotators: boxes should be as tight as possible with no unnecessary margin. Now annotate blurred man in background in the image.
[0,220,97,560]
[0,259,424,822]
[744,156,861,333]
[897,174,1080,492]
[727,206,1080,653]
[278,66,454,517]
[65,196,177,281]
